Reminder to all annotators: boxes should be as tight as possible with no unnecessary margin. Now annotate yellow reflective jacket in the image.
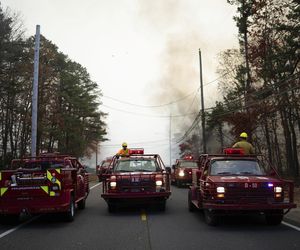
[117,148,130,157]
[232,140,255,154]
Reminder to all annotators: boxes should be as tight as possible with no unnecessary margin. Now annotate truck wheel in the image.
[158,200,166,211]
[204,209,218,226]
[188,189,196,212]
[77,198,86,210]
[265,210,283,225]
[176,180,182,188]
[65,195,75,222]
[108,203,117,213]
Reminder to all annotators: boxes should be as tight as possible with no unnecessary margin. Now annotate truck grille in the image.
[117,176,156,192]
[224,187,273,204]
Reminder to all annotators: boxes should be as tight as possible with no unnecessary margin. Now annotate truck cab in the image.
[171,156,199,187]
[101,149,171,212]
[188,148,296,225]
[0,153,89,221]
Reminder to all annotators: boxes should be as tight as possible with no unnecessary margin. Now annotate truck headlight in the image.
[178,170,185,177]
[217,186,225,193]
[274,186,282,193]
[110,181,117,188]
[156,180,162,186]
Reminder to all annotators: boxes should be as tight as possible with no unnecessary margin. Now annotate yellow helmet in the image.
[122,142,127,147]
[240,132,248,138]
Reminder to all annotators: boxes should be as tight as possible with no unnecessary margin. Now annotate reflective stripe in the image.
[0,187,8,196]
[55,168,61,174]
[40,186,49,194]
[0,172,2,181]
[49,191,55,196]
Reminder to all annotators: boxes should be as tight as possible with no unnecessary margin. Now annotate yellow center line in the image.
[141,210,147,221]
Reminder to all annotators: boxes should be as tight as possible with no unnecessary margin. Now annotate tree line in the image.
[180,0,300,179]
[0,4,107,167]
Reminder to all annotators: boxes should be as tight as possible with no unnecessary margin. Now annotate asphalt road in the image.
[0,182,299,250]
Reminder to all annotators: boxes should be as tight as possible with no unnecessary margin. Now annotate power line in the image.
[102,70,234,109]
[172,71,300,145]
[102,104,198,118]
[102,91,195,108]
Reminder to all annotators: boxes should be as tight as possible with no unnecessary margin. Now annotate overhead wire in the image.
[102,69,234,110]
[173,71,300,145]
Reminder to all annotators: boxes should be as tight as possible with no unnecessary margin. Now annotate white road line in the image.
[90,182,101,190]
[0,216,40,239]
[282,221,300,231]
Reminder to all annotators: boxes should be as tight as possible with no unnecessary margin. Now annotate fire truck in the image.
[171,155,199,187]
[96,157,113,182]
[101,149,171,212]
[188,148,296,226]
[0,153,89,221]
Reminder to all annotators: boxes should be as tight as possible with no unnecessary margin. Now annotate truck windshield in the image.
[114,159,159,172]
[179,161,198,168]
[210,160,266,176]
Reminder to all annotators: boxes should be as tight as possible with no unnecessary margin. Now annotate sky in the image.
[1,0,239,167]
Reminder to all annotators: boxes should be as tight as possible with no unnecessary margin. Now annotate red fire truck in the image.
[0,153,89,221]
[188,148,296,226]
[171,155,199,187]
[101,149,171,212]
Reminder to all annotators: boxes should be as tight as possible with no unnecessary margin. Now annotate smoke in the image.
[137,0,217,134]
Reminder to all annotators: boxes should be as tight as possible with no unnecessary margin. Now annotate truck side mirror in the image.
[165,167,171,174]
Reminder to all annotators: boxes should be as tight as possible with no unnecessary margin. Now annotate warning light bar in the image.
[183,155,194,160]
[129,148,144,155]
[223,148,244,155]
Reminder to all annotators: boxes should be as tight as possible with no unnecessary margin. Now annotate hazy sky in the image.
[1,0,238,166]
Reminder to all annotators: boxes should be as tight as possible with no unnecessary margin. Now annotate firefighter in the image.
[117,142,130,157]
[232,132,255,154]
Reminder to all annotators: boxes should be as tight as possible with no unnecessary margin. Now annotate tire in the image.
[77,198,86,210]
[158,200,166,212]
[265,210,283,225]
[188,189,196,212]
[204,209,218,226]
[108,203,117,213]
[65,195,75,222]
[176,180,182,188]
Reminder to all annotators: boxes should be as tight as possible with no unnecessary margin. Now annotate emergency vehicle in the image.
[171,155,199,187]
[96,157,113,182]
[101,149,171,212]
[0,153,89,221]
[188,148,296,226]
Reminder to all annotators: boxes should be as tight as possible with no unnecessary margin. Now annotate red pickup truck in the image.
[171,156,199,187]
[101,149,171,212]
[0,153,89,221]
[188,148,296,225]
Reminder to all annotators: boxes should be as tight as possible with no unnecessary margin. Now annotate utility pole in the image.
[95,141,98,167]
[199,49,207,153]
[169,113,172,167]
[31,25,40,157]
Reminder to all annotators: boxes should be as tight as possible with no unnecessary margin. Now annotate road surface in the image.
[0,182,299,250]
